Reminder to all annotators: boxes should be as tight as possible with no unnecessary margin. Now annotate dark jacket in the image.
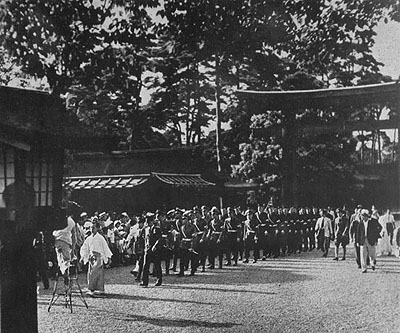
[355,218,382,246]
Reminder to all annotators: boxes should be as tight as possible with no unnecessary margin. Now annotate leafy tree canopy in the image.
[1,0,399,203]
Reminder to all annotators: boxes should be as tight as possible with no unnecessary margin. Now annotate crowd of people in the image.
[36,203,399,296]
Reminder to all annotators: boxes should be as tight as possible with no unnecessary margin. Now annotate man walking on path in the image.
[356,209,382,273]
[350,206,362,268]
[381,209,396,246]
[315,210,333,258]
[140,213,163,287]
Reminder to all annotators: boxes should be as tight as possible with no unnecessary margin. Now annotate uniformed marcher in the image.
[192,207,209,272]
[169,208,184,272]
[224,207,241,266]
[243,209,260,263]
[234,207,245,260]
[256,205,269,260]
[271,221,281,258]
[177,211,198,276]
[140,213,163,287]
[156,210,173,275]
[207,207,224,269]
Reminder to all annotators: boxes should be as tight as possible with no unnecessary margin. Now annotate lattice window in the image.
[0,145,15,208]
[25,152,53,207]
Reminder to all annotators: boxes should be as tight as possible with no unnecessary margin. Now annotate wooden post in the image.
[215,56,223,208]
[215,56,222,174]
[281,108,297,206]
[396,96,400,211]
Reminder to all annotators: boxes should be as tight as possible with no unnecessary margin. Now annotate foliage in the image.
[1,0,166,148]
[1,0,400,205]
[233,71,365,206]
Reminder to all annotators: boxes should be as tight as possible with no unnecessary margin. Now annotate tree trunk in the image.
[129,70,142,151]
[215,55,222,173]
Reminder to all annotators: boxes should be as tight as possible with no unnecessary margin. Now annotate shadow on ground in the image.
[38,292,215,305]
[95,308,239,329]
[102,265,313,288]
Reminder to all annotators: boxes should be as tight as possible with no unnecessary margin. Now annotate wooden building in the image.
[65,147,218,214]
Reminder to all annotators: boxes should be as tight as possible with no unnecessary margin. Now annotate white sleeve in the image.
[101,237,113,263]
[315,218,320,230]
[80,238,90,264]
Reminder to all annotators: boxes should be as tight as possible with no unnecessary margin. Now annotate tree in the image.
[144,44,215,146]
[152,0,295,171]
[1,0,165,148]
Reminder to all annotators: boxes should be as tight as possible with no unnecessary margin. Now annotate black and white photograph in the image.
[0,1,399,332]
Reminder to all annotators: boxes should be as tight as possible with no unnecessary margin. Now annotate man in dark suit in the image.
[350,206,362,268]
[140,213,163,287]
[355,209,382,273]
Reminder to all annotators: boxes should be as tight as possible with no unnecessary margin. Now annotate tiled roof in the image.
[65,174,150,190]
[65,172,215,189]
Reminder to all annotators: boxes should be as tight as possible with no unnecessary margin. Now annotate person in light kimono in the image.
[80,222,113,296]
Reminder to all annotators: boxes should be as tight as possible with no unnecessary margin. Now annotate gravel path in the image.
[38,246,400,333]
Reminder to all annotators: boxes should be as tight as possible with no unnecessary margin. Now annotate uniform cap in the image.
[83,221,92,228]
[155,209,165,216]
[104,218,114,227]
[183,210,193,218]
[210,206,220,214]
[167,209,176,216]
[361,209,370,218]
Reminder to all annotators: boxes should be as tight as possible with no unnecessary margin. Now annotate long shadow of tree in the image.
[96,309,239,329]
[101,264,313,288]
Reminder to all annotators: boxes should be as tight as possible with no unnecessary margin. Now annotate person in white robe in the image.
[80,222,112,296]
[52,215,76,281]
[377,211,393,256]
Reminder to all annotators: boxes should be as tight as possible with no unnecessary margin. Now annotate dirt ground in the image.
[38,245,400,333]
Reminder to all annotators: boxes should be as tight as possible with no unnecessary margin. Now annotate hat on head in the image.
[167,209,176,216]
[210,206,220,214]
[104,218,114,228]
[357,204,363,209]
[146,212,155,218]
[361,209,370,218]
[83,221,92,228]
[175,208,184,214]
[155,209,165,216]
[183,210,193,218]
[121,212,129,218]
[80,212,88,218]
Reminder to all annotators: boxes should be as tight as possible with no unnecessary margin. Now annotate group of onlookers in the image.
[36,203,398,295]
